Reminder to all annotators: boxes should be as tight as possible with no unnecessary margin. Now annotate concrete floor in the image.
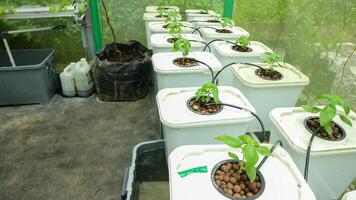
[0,92,160,200]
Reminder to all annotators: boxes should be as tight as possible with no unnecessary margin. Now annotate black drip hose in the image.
[203,39,236,52]
[304,130,319,181]
[186,26,203,38]
[213,62,239,83]
[188,39,211,53]
[257,140,283,170]
[241,63,266,71]
[218,102,266,142]
[194,60,215,82]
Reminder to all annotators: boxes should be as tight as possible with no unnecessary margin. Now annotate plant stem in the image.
[101,0,117,44]
[335,47,356,95]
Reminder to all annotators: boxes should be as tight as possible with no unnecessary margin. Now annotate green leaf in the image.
[256,146,271,156]
[340,101,351,115]
[228,152,240,160]
[245,162,257,182]
[339,114,353,127]
[238,135,257,145]
[302,105,321,113]
[323,122,333,134]
[243,144,259,165]
[215,135,243,148]
[320,104,336,126]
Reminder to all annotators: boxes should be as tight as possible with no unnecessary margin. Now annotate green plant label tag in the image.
[178,166,208,178]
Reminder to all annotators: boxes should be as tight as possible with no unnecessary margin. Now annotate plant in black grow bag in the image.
[93,0,152,101]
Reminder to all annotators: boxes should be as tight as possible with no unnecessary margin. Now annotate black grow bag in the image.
[93,41,152,101]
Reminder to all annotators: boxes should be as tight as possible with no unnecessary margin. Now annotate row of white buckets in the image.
[143,7,356,200]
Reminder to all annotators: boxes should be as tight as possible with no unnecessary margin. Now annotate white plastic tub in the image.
[211,41,273,86]
[191,16,221,28]
[169,144,316,200]
[185,9,219,21]
[200,26,250,44]
[143,13,181,49]
[152,52,222,91]
[151,33,206,53]
[343,191,356,200]
[156,86,256,157]
[145,6,179,13]
[147,21,194,49]
[231,63,309,132]
[270,107,356,200]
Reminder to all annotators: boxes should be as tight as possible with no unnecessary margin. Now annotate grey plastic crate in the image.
[0,49,59,105]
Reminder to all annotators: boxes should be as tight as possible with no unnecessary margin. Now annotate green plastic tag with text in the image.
[178,166,208,178]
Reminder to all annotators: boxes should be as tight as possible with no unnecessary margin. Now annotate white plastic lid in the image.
[156,86,255,128]
[231,63,310,88]
[186,9,216,15]
[145,6,179,13]
[212,41,273,58]
[169,144,316,200]
[152,52,222,74]
[151,34,205,48]
[270,107,356,155]
[149,21,193,33]
[342,191,356,200]
[143,12,166,21]
[201,26,250,39]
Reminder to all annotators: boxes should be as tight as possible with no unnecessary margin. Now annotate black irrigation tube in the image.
[203,39,236,52]
[188,39,211,53]
[213,62,239,83]
[184,26,203,38]
[217,102,266,142]
[257,140,283,170]
[194,60,215,82]
[304,127,321,181]
[241,63,266,71]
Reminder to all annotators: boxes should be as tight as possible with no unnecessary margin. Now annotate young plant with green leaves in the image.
[235,36,250,49]
[200,1,210,13]
[167,21,183,38]
[195,82,219,104]
[220,18,235,29]
[303,94,352,134]
[165,10,181,23]
[172,38,191,57]
[264,52,285,70]
[216,135,270,182]
[158,6,168,18]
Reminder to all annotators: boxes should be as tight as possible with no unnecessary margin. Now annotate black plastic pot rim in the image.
[303,116,346,141]
[186,96,223,115]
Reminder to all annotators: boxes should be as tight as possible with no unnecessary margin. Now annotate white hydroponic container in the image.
[185,9,219,22]
[343,191,356,200]
[191,16,221,28]
[143,13,181,49]
[151,33,205,53]
[200,26,250,44]
[169,144,316,200]
[270,107,356,200]
[231,63,309,132]
[211,41,273,86]
[145,6,179,13]
[147,21,194,49]
[152,51,222,91]
[156,86,256,157]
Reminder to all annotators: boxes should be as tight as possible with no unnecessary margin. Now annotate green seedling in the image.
[216,134,270,182]
[158,7,168,18]
[195,82,219,104]
[220,18,235,29]
[167,21,183,38]
[201,1,210,13]
[264,52,284,70]
[165,10,181,23]
[236,36,250,49]
[173,38,191,57]
[303,94,352,134]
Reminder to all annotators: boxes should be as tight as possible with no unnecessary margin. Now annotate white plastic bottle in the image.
[74,58,94,97]
[60,62,76,97]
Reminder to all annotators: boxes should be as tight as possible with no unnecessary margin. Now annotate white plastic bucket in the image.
[151,33,206,53]
[343,191,356,200]
[168,144,316,200]
[152,52,222,91]
[200,26,250,44]
[270,107,356,200]
[186,9,219,22]
[156,86,256,157]
[191,16,221,28]
[148,21,194,49]
[231,63,309,132]
[211,41,273,86]
[145,6,179,13]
